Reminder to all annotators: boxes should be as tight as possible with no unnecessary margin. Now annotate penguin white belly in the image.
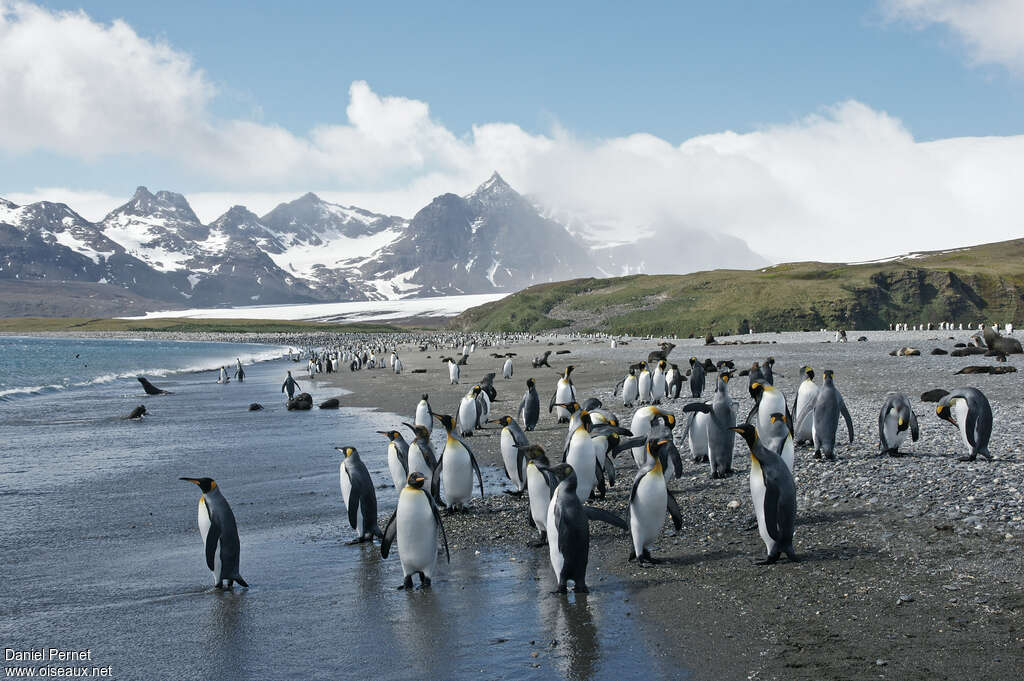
[566,435,596,502]
[749,462,775,555]
[503,359,513,379]
[457,398,476,435]
[407,443,432,489]
[795,383,817,440]
[415,403,432,432]
[500,429,523,489]
[546,496,563,578]
[554,380,574,420]
[396,490,438,577]
[630,411,653,467]
[448,363,459,384]
[882,411,906,451]
[689,412,710,462]
[781,436,795,472]
[623,377,638,406]
[442,445,474,506]
[757,391,786,432]
[197,497,212,548]
[651,373,666,402]
[953,399,972,453]
[527,465,550,531]
[630,473,667,555]
[387,443,406,491]
[638,373,652,403]
[339,465,363,535]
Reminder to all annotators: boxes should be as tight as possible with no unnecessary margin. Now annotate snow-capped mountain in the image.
[1,173,768,315]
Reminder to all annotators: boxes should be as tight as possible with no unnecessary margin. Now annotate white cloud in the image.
[882,0,1024,71]
[3,1,1024,264]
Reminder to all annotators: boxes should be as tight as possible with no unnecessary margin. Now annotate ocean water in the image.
[0,337,684,680]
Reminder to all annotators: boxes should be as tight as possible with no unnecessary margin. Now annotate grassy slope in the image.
[453,238,1024,335]
[0,317,400,334]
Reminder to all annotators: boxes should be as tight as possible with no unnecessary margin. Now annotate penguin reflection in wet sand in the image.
[545,463,628,593]
[180,477,249,589]
[337,447,384,544]
[731,424,798,565]
[931,388,993,462]
[877,393,919,457]
[381,472,450,590]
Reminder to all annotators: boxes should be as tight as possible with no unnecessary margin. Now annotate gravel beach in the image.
[318,329,1023,681]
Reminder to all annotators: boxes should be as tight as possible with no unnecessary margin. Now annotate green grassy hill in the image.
[452,238,1024,336]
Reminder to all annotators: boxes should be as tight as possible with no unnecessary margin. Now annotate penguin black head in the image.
[766,357,775,366]
[749,382,764,397]
[802,366,814,380]
[751,361,760,369]
[935,402,956,425]
[655,411,676,429]
[472,385,482,395]
[433,413,456,432]
[720,371,732,383]
[689,357,697,366]
[377,430,401,441]
[421,393,429,401]
[580,410,593,430]
[768,412,787,427]
[823,369,835,381]
[729,424,758,450]
[180,477,217,493]
[498,415,513,426]
[406,471,427,489]
[550,462,575,481]
[527,377,536,389]
[336,446,358,458]
[565,365,576,376]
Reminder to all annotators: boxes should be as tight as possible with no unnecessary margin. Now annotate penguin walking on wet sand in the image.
[234,359,245,382]
[381,472,450,590]
[180,477,249,589]
[379,430,411,492]
[415,394,433,434]
[519,378,541,431]
[731,424,798,565]
[689,357,705,397]
[217,366,231,384]
[432,414,485,512]
[877,393,919,457]
[337,447,384,544]
[549,365,578,423]
[930,387,993,462]
[498,415,530,494]
[522,445,555,547]
[281,371,301,400]
[794,370,853,460]
[628,440,683,565]
[545,463,628,593]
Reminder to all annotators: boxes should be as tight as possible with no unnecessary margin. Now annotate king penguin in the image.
[628,440,683,564]
[402,423,440,501]
[180,477,249,589]
[503,357,514,380]
[617,368,639,407]
[688,357,706,398]
[337,447,384,544]
[457,385,483,436]
[731,424,798,565]
[549,365,578,423]
[794,369,853,460]
[432,413,484,512]
[519,378,541,431]
[378,430,410,492]
[878,393,919,457]
[498,415,530,494]
[637,362,653,404]
[381,472,450,590]
[934,387,993,462]
[415,394,433,434]
[792,367,818,445]
[521,445,555,547]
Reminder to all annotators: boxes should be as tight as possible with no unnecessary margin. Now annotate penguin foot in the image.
[553,584,568,594]
[529,539,547,548]
[957,454,977,462]
[399,576,414,590]
[503,489,524,497]
[344,537,365,545]
[825,453,836,461]
[813,451,822,459]
[574,584,590,594]
[419,572,431,588]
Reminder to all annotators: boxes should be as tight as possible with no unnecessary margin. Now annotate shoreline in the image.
[317,333,1023,681]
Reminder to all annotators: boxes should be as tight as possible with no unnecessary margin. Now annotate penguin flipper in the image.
[430,453,444,503]
[761,478,783,543]
[838,396,854,443]
[963,403,980,449]
[785,403,795,436]
[682,401,712,414]
[604,454,616,487]
[466,447,485,499]
[548,390,557,413]
[583,506,628,531]
[910,411,920,442]
[666,491,683,531]
[205,524,221,572]
[380,511,398,559]
[793,394,818,436]
[429,496,451,563]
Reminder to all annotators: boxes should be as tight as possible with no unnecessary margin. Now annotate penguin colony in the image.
[171,334,1003,594]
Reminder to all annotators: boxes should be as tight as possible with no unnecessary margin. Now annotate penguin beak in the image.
[179,477,200,485]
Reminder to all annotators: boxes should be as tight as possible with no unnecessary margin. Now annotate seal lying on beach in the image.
[319,398,340,409]
[287,393,313,410]
[248,403,264,411]
[137,376,171,395]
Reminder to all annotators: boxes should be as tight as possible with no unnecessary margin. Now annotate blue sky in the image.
[1,0,1023,261]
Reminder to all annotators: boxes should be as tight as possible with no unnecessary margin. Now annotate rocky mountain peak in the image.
[112,186,200,225]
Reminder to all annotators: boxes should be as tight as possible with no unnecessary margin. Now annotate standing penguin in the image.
[615,368,639,407]
[684,407,710,463]
[932,388,993,461]
[180,477,249,589]
[457,386,483,436]
[522,445,555,547]
[381,472,450,590]
[217,366,231,384]
[234,359,245,382]
[637,362,653,404]
[667,363,684,399]
[446,358,460,385]
[432,414,484,512]
[497,415,530,494]
[393,355,403,374]
[747,362,764,400]
[545,463,627,593]
[415,394,433,434]
[748,382,791,433]
[731,424,798,564]
[877,393,919,457]
[760,412,795,472]
[336,447,384,544]
[683,371,737,478]
[378,430,410,492]
[791,367,818,445]
[628,406,672,468]
[651,360,668,404]
[503,357,514,380]
[628,440,683,564]
[564,411,600,502]
[549,366,578,423]
[519,378,541,431]
[795,370,853,460]
[762,357,776,385]
[403,423,439,498]
[688,357,705,398]
[281,371,301,400]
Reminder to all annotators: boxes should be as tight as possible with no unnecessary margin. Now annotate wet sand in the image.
[322,331,1024,681]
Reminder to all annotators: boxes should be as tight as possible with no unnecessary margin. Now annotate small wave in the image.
[0,384,67,401]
